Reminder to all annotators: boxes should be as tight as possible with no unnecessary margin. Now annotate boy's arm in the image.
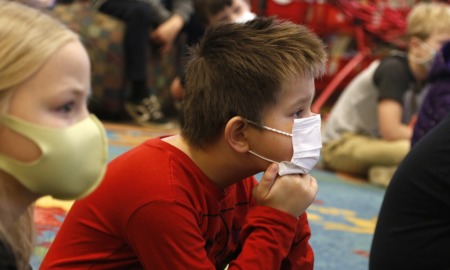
[375,57,414,141]
[127,201,298,269]
[228,205,300,269]
[127,164,317,269]
[281,213,314,270]
[138,0,171,24]
[378,99,412,140]
[150,0,193,54]
[127,200,215,269]
[229,164,317,269]
[171,0,194,23]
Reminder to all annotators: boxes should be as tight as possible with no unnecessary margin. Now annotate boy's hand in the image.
[253,163,318,217]
[150,14,184,54]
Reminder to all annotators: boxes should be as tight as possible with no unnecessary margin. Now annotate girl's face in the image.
[207,0,252,26]
[0,40,91,163]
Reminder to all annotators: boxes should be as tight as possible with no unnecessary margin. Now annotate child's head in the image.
[0,0,78,113]
[0,0,107,201]
[0,1,82,267]
[194,0,255,26]
[181,17,327,149]
[406,2,450,43]
[406,2,450,73]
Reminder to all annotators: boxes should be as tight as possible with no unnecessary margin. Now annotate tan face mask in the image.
[0,114,108,200]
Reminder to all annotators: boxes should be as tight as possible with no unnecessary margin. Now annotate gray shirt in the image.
[322,60,381,143]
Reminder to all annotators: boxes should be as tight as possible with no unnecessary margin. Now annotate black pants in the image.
[99,0,168,99]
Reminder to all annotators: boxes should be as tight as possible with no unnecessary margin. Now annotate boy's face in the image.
[248,74,315,166]
[207,0,252,26]
[410,32,450,64]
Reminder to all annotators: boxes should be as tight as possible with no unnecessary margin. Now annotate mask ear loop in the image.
[409,42,437,65]
[248,150,279,163]
[245,119,293,137]
[245,119,292,164]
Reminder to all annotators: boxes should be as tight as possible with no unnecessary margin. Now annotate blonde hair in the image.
[407,2,450,41]
[0,1,78,268]
[0,0,78,101]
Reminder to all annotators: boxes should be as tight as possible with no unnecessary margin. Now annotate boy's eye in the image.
[293,109,304,118]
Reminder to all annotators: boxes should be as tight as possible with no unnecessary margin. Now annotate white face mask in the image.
[247,114,322,175]
[234,11,256,23]
[410,42,437,71]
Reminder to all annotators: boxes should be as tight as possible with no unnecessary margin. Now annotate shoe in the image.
[124,100,151,124]
[124,96,175,128]
[368,165,397,187]
[144,95,170,124]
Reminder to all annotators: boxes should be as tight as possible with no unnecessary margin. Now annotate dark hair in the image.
[194,0,232,25]
[181,17,327,148]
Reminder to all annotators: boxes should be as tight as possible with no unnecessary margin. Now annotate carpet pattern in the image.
[31,122,385,270]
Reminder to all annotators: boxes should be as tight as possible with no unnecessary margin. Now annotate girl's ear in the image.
[224,116,250,153]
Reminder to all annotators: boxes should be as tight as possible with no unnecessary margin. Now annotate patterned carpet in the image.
[31,121,386,270]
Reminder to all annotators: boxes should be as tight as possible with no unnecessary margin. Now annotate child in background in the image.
[0,1,107,268]
[321,2,450,187]
[42,17,326,269]
[92,0,194,126]
[411,40,450,146]
[170,0,256,104]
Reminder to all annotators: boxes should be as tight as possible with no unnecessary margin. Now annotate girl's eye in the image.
[57,101,75,113]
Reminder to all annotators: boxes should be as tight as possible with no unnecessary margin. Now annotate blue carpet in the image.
[308,169,385,270]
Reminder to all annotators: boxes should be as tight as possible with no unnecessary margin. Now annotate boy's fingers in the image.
[257,163,278,196]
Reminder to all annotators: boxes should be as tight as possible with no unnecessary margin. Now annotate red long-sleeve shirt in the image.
[41,138,314,269]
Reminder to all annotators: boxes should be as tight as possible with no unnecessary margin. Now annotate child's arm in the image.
[228,164,317,269]
[126,200,300,269]
[150,0,194,54]
[150,14,184,54]
[281,213,314,270]
[126,164,317,269]
[138,0,171,23]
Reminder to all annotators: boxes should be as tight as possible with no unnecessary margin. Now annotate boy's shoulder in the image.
[107,137,183,173]
[380,50,407,66]
[376,51,409,76]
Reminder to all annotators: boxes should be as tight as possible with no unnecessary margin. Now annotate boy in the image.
[171,0,256,100]
[321,2,450,186]
[41,17,327,269]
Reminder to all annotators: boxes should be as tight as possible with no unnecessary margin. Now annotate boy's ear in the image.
[224,116,250,153]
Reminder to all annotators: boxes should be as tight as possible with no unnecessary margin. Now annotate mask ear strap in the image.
[420,42,436,53]
[245,119,292,137]
[248,150,278,164]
